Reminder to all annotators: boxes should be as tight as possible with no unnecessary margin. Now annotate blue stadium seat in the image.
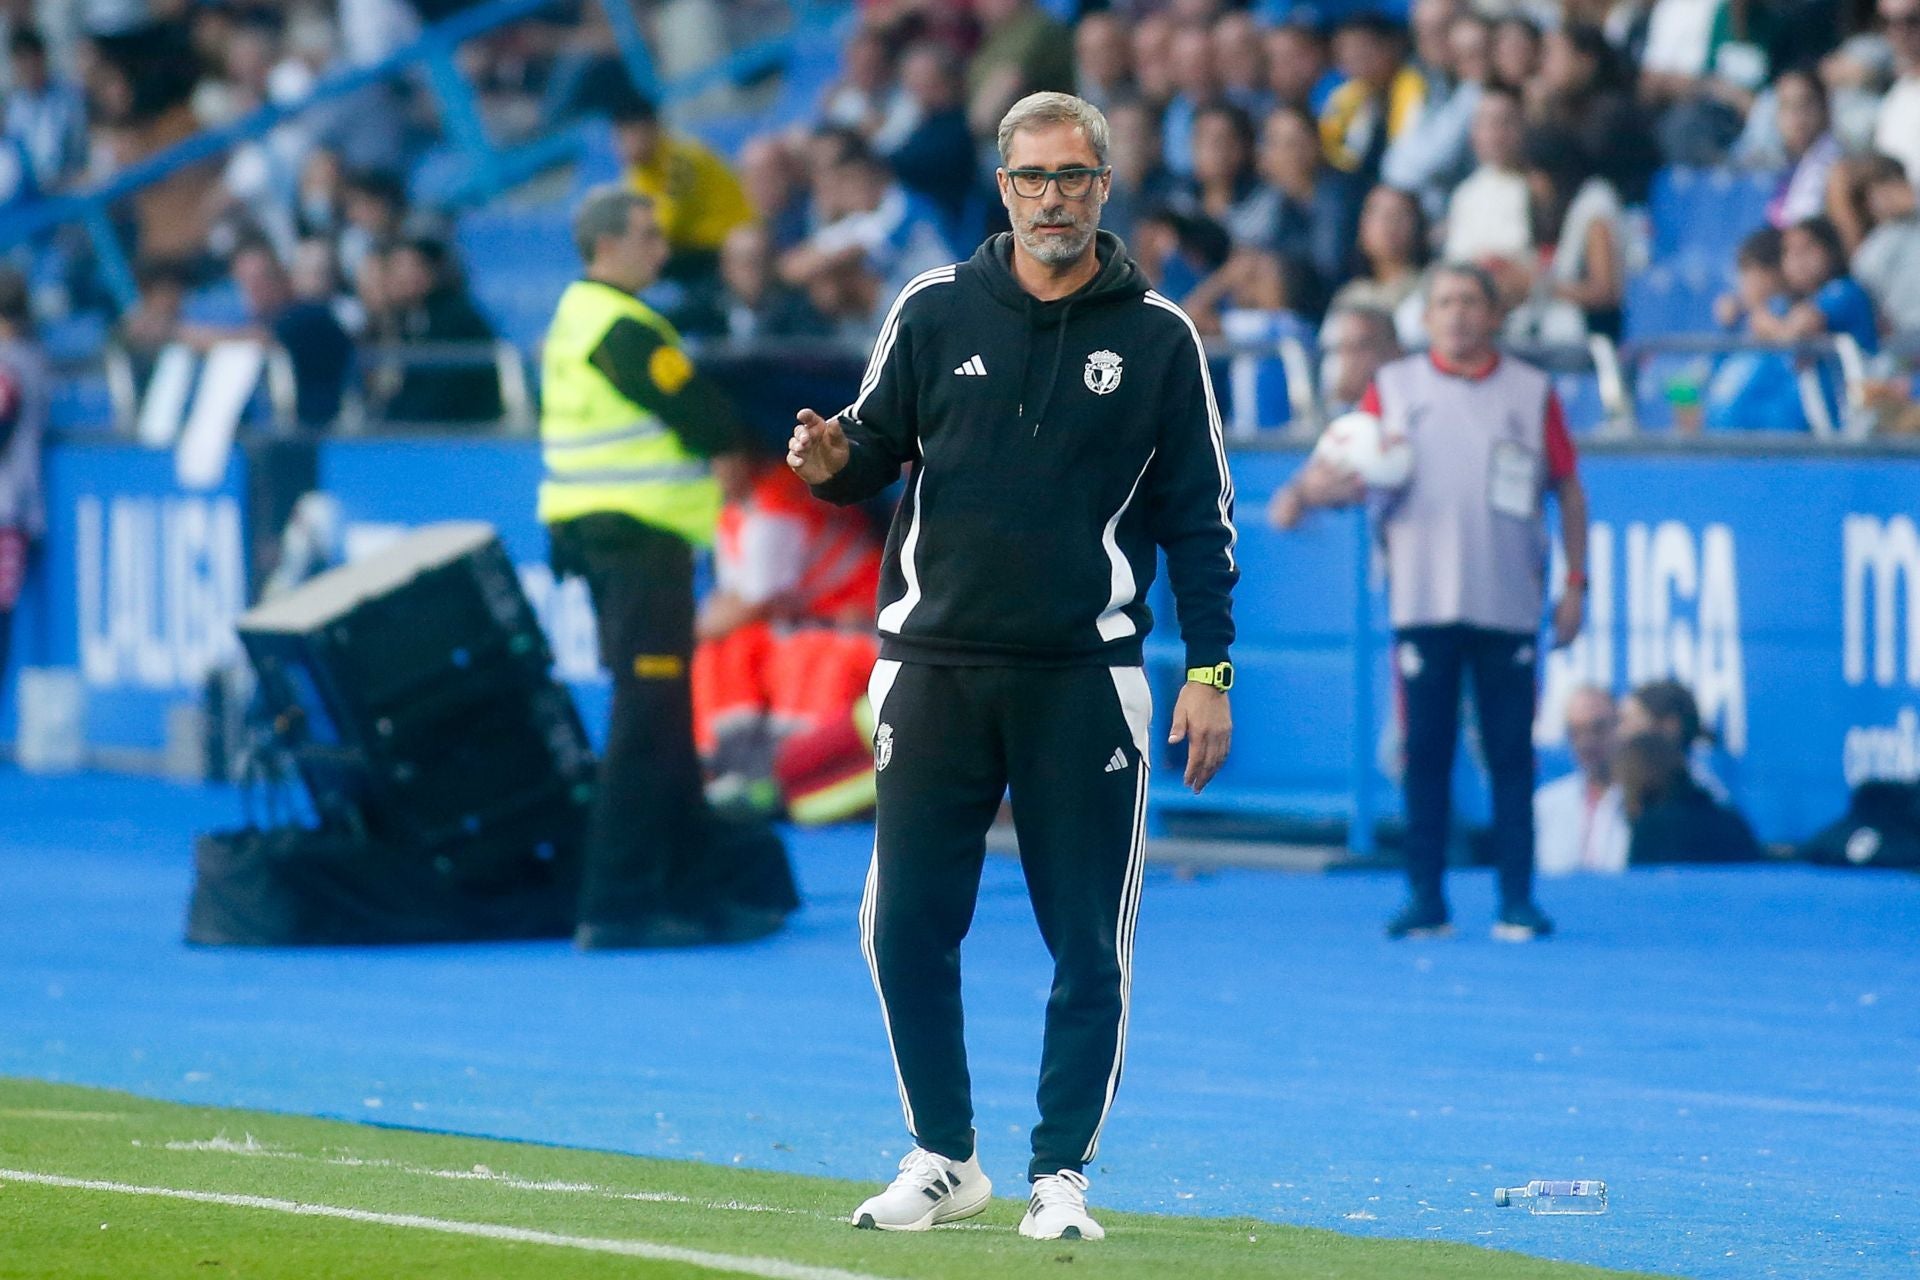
[1624,252,1725,340]
[1649,166,1779,264]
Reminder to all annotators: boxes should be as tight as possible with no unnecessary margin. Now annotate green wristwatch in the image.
[1186,661,1234,692]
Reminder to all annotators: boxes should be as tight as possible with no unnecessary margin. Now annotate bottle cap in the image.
[1493,1188,1510,1207]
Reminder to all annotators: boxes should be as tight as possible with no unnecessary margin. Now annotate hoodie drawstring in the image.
[1028,298,1075,437]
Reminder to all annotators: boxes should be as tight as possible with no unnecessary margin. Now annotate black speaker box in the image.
[236,522,595,847]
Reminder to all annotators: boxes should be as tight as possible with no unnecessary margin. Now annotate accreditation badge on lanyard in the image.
[1488,439,1539,520]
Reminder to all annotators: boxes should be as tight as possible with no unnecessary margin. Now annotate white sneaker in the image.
[850,1147,992,1231]
[1018,1169,1105,1241]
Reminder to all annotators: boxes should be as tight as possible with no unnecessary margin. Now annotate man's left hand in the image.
[1552,591,1586,649]
[1169,683,1232,793]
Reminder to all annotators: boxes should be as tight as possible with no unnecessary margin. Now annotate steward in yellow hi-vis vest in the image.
[543,184,793,950]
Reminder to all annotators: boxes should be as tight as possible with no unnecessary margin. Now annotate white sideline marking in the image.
[0,1169,897,1280]
[155,1136,795,1213]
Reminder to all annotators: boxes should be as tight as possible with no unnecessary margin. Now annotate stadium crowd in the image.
[0,0,1915,437]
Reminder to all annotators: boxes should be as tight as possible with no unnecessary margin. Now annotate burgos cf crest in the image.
[1084,349,1123,395]
[874,723,894,771]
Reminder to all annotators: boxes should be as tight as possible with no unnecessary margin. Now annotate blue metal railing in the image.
[1,0,846,311]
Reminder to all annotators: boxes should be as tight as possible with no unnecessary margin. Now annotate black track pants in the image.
[1397,624,1538,910]
[552,515,709,925]
[860,660,1152,1181]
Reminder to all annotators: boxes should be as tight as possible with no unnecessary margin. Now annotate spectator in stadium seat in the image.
[339,168,409,288]
[1530,22,1659,204]
[673,222,823,342]
[1129,13,1177,108]
[1320,13,1425,180]
[1130,202,1231,300]
[294,148,345,247]
[116,260,190,391]
[1852,152,1920,333]
[1382,10,1487,218]
[378,236,504,426]
[1161,24,1223,178]
[5,27,86,191]
[1489,14,1540,93]
[883,42,978,227]
[1073,10,1133,113]
[1173,103,1266,246]
[1408,0,1464,91]
[1748,215,1881,419]
[1750,69,1845,231]
[1101,97,1175,244]
[1705,226,1807,432]
[1534,686,1629,876]
[777,138,957,338]
[1504,125,1625,342]
[1316,303,1400,417]
[1179,245,1293,336]
[237,241,351,428]
[1266,304,1402,526]
[0,266,41,705]
[737,134,810,252]
[1616,732,1761,864]
[1327,184,1430,340]
[821,27,910,146]
[964,0,1076,141]
[1639,0,1777,166]
[606,85,756,282]
[1241,103,1359,315]
[1872,0,1920,185]
[1442,86,1532,267]
[1213,10,1272,116]
[172,240,353,432]
[1619,679,1731,802]
[1263,21,1340,116]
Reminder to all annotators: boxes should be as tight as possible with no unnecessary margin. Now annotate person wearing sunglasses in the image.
[787,91,1238,1244]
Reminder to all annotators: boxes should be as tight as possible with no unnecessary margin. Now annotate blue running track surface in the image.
[2,770,1916,1278]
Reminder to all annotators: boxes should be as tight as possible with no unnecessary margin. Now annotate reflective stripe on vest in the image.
[542,462,711,486]
[537,280,719,546]
[540,419,668,452]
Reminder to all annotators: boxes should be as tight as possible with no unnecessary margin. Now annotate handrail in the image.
[1618,332,1871,438]
[4,0,843,312]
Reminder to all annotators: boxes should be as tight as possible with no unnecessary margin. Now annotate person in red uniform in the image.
[692,459,884,820]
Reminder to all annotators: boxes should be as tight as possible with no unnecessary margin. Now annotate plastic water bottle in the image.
[1493,1180,1608,1215]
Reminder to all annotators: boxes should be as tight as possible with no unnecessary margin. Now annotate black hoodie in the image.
[810,231,1237,671]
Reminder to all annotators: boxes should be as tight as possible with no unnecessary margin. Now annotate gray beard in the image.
[1015,211,1098,264]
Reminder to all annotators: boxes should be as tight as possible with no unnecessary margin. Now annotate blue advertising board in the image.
[5,442,246,751]
[11,435,1918,846]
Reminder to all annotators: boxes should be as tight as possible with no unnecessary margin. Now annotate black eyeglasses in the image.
[1003,166,1110,200]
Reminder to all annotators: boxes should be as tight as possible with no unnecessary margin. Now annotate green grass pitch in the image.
[0,1078,1667,1279]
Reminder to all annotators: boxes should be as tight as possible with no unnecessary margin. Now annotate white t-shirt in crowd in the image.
[1873,75,1920,188]
[1640,0,1721,77]
[1444,166,1532,263]
[1534,773,1630,875]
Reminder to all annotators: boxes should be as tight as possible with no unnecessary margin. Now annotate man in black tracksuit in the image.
[788,92,1237,1242]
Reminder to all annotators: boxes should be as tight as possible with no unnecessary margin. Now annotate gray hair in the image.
[1324,304,1399,353]
[995,91,1110,166]
[572,183,652,263]
[1428,260,1501,307]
